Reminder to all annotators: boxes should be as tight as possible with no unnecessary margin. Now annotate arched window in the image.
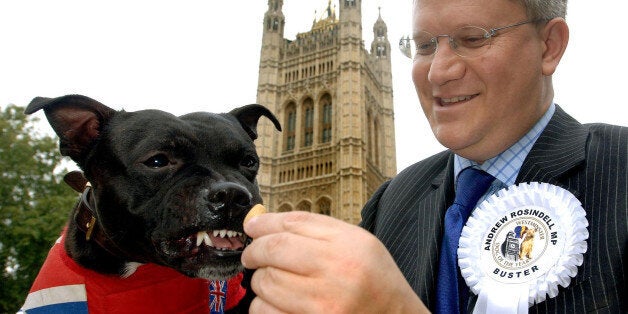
[297,201,311,212]
[320,94,332,143]
[303,98,314,147]
[285,102,296,151]
[317,198,332,216]
[278,204,293,213]
[377,45,386,57]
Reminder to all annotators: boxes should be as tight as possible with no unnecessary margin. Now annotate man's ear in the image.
[24,94,116,164]
[540,17,569,76]
[229,104,282,140]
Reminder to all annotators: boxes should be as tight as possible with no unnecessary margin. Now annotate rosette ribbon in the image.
[458,182,588,314]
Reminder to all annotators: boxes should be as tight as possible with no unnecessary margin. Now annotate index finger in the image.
[244,211,360,240]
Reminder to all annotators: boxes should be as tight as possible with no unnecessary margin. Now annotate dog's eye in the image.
[240,155,258,169]
[143,154,171,168]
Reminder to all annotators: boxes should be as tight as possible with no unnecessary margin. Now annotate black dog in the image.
[21,95,280,313]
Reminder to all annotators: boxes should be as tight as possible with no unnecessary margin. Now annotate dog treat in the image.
[244,204,267,225]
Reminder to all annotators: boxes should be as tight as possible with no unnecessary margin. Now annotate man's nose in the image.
[427,37,465,86]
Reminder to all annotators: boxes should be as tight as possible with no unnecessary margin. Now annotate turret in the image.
[370,7,390,59]
[338,0,362,39]
[263,0,285,37]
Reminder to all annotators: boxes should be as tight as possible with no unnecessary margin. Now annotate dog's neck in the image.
[72,181,149,264]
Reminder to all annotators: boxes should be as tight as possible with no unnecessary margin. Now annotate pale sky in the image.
[1,1,626,172]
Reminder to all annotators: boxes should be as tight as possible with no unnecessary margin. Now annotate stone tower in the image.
[255,0,396,224]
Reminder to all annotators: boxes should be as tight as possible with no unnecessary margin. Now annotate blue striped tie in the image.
[436,167,495,314]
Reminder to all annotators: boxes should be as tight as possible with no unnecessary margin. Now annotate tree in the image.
[0,104,78,313]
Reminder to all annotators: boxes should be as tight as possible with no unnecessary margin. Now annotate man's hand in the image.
[241,211,429,313]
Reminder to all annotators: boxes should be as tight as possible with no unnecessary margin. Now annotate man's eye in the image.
[415,40,435,54]
[143,154,171,168]
[458,35,487,48]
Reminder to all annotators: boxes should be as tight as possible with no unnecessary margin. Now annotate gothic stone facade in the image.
[255,0,396,224]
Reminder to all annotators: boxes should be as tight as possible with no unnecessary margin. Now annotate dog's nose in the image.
[206,182,252,215]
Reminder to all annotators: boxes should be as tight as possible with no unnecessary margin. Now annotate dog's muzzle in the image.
[156,181,256,263]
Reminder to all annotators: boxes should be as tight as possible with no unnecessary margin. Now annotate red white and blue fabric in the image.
[209,280,228,314]
[20,232,245,314]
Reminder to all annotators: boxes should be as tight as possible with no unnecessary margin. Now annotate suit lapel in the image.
[412,153,455,306]
[517,105,588,185]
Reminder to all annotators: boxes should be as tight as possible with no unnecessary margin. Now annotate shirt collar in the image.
[454,103,556,186]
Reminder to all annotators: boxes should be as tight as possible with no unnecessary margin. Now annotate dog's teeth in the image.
[208,229,241,239]
[196,231,207,247]
[203,232,212,246]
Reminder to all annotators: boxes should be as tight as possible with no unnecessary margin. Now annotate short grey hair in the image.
[515,0,567,20]
[413,0,568,20]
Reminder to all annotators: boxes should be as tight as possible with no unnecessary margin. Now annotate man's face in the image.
[412,0,551,162]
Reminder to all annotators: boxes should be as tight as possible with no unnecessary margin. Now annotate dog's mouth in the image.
[193,229,248,254]
[159,228,251,259]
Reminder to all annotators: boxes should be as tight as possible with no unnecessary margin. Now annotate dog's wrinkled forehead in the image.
[107,109,253,163]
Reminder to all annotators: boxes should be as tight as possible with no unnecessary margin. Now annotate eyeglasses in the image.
[399,20,539,59]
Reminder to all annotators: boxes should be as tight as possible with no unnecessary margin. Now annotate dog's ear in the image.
[229,104,282,140]
[25,94,116,163]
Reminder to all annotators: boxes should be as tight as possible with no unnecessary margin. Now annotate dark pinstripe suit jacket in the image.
[360,106,627,313]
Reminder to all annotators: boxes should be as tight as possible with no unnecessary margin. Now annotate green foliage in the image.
[0,104,78,313]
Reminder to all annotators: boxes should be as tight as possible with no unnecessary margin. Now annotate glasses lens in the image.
[452,26,490,57]
[399,27,492,59]
[414,31,437,56]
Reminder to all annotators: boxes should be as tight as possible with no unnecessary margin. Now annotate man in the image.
[241,0,627,312]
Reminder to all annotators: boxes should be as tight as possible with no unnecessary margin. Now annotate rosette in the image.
[458,182,588,314]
